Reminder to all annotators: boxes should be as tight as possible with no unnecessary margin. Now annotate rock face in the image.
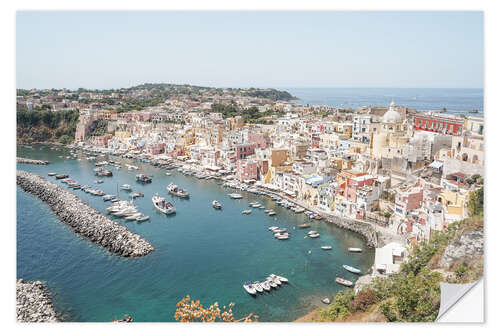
[16,279,58,322]
[17,157,49,165]
[17,170,154,257]
[327,215,378,247]
[439,229,483,269]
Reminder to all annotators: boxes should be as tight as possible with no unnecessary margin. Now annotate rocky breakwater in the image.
[16,170,154,257]
[17,279,58,322]
[17,157,50,165]
[326,215,378,248]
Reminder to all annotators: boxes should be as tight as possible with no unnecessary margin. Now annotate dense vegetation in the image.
[317,187,484,322]
[17,109,79,144]
[209,103,278,123]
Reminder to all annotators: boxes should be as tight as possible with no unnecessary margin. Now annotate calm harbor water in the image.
[285,87,484,114]
[16,145,374,322]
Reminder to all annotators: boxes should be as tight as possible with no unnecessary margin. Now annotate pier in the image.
[17,157,50,165]
[16,279,58,322]
[16,170,154,257]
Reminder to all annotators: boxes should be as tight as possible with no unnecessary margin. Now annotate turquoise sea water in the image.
[16,145,374,322]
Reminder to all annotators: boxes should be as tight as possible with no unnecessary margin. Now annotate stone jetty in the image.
[326,215,378,248]
[17,157,50,165]
[16,279,58,322]
[16,170,154,257]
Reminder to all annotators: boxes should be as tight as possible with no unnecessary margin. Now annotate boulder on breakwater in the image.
[16,279,58,322]
[16,170,154,257]
[326,215,378,248]
[17,157,49,165]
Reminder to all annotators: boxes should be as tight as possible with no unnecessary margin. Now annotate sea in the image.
[16,146,374,322]
[284,88,484,115]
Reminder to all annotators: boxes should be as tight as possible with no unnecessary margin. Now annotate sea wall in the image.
[326,215,378,248]
[16,279,58,322]
[16,170,154,257]
[17,157,49,165]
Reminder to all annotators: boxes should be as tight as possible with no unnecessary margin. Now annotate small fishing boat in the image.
[125,213,142,220]
[268,211,276,216]
[48,172,56,176]
[266,277,278,288]
[242,210,252,215]
[243,282,257,295]
[228,193,243,199]
[270,275,282,286]
[103,195,115,201]
[212,200,222,209]
[294,207,305,213]
[167,183,189,198]
[120,184,132,191]
[136,174,152,183]
[307,230,318,235]
[309,232,320,238]
[95,179,104,184]
[129,192,144,198]
[152,194,176,215]
[348,247,363,253]
[321,246,333,250]
[268,226,278,231]
[165,172,171,176]
[298,223,311,228]
[342,265,361,274]
[55,174,68,179]
[314,215,324,220]
[335,277,354,287]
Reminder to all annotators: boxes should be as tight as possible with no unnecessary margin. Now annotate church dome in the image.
[382,109,402,123]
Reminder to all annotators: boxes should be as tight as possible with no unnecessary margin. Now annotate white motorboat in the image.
[125,213,142,220]
[152,194,176,214]
[270,275,281,286]
[243,282,257,295]
[253,281,264,293]
[271,274,288,283]
[342,265,361,274]
[242,210,252,215]
[48,172,56,176]
[348,247,363,253]
[268,226,278,231]
[276,234,289,240]
[294,207,305,213]
[135,214,150,222]
[228,193,243,199]
[165,172,171,176]
[321,246,333,250]
[266,277,278,288]
[120,184,132,191]
[309,233,320,238]
[307,230,318,235]
[268,211,276,216]
[261,281,271,291]
[112,207,138,217]
[212,200,222,209]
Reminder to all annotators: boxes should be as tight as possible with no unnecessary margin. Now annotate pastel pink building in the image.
[236,159,258,182]
[395,185,424,216]
[146,143,166,155]
[234,143,256,160]
[248,132,270,149]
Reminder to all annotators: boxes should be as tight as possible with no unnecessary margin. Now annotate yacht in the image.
[342,265,361,274]
[152,194,176,214]
[243,282,257,295]
[212,200,222,209]
[167,183,189,198]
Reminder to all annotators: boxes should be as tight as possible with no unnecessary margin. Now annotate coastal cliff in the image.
[16,170,154,257]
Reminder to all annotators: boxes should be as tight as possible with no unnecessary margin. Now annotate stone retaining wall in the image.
[17,170,154,257]
[17,157,49,165]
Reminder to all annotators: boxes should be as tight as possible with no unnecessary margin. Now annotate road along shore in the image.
[17,157,49,165]
[16,279,58,322]
[16,170,154,257]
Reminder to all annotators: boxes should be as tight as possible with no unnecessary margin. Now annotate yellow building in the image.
[438,188,470,217]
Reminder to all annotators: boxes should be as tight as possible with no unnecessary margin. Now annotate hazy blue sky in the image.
[16,11,483,89]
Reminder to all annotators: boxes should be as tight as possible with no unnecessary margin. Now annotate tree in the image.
[467,187,484,217]
[174,295,257,322]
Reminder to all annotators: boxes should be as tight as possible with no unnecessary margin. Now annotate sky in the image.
[16,11,484,90]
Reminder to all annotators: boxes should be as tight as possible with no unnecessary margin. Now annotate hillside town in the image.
[18,85,485,266]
